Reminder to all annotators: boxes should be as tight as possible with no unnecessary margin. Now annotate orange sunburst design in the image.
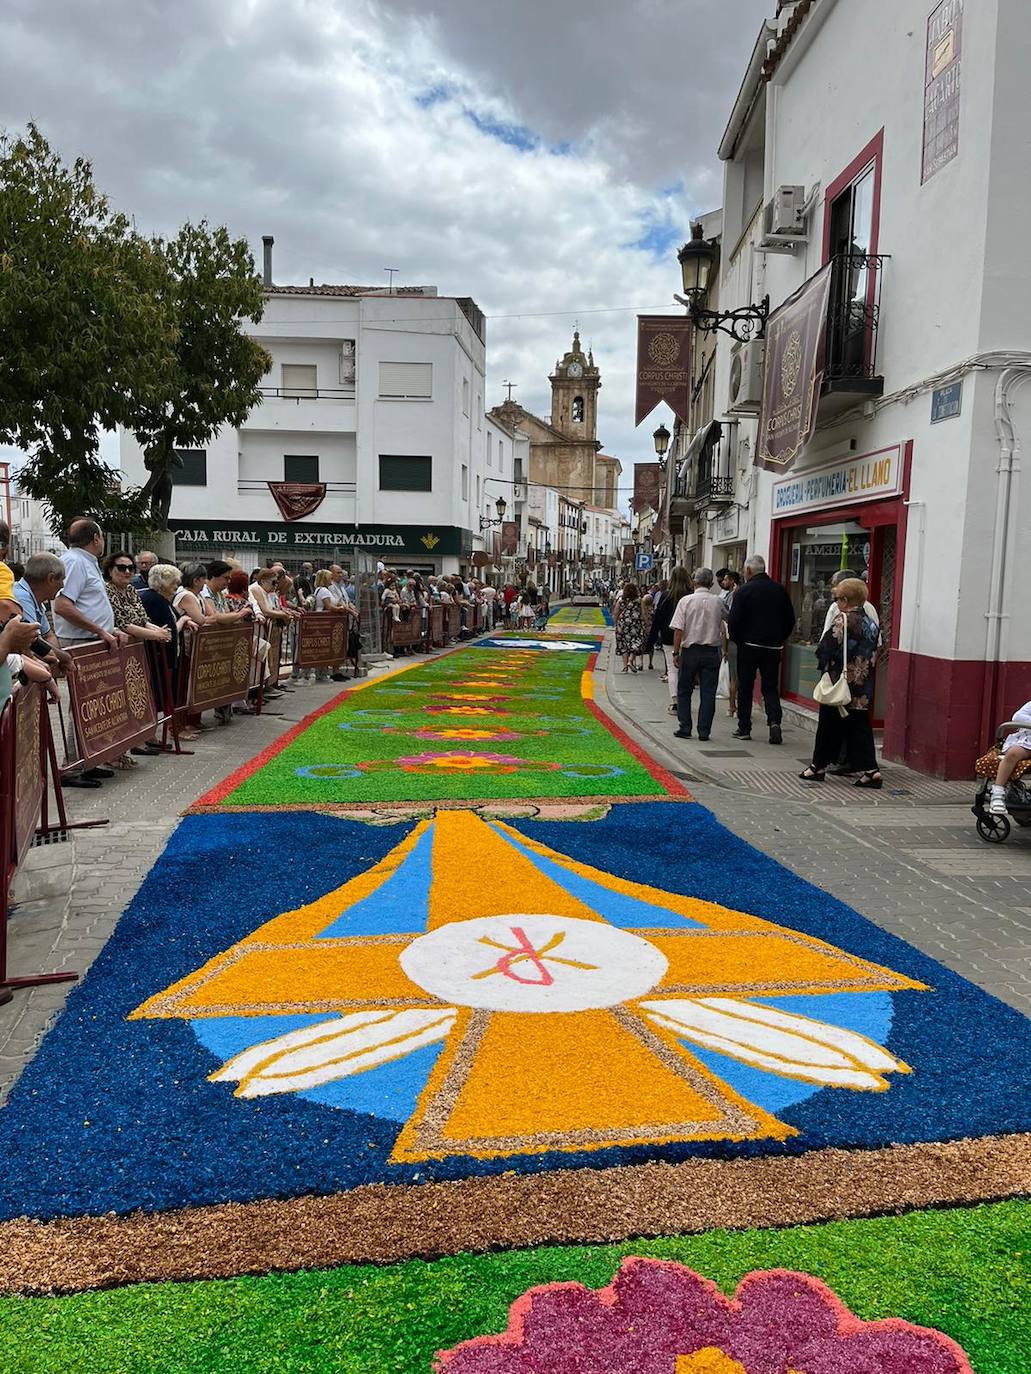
[131,813,926,1162]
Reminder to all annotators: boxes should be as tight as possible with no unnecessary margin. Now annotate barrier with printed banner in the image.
[65,642,159,767]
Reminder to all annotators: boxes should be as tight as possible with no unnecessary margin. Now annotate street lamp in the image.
[479,494,508,532]
[652,423,670,464]
[675,221,769,342]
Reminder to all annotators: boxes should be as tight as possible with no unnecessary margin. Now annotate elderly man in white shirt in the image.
[671,568,728,743]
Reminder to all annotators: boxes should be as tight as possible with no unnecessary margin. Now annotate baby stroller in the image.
[971,721,1031,843]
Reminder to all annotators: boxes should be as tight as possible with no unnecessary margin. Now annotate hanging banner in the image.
[267,482,328,522]
[632,462,663,514]
[500,521,518,556]
[756,263,834,473]
[635,316,692,425]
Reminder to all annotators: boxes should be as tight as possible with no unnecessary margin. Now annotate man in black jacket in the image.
[727,554,796,744]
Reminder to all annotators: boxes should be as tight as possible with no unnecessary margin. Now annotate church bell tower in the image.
[550,330,601,441]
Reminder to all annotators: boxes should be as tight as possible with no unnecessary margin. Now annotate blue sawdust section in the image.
[0,805,1028,1224]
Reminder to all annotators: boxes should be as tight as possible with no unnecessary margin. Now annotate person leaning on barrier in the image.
[201,561,255,627]
[101,553,172,757]
[138,564,186,733]
[13,553,73,676]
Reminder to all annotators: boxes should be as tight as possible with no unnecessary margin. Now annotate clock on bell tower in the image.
[550,329,600,440]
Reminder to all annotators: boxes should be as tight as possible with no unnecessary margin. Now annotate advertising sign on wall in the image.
[922,0,963,184]
[756,263,834,473]
[771,445,903,519]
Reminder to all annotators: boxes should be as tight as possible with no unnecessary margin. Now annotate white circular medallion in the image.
[399,914,668,1013]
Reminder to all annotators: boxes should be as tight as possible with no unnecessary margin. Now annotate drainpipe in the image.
[261,235,274,288]
[982,367,1030,738]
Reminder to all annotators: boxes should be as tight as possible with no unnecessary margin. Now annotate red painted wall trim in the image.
[821,128,885,262]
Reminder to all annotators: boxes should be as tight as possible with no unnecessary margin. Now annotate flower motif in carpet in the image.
[132,813,925,1162]
[423,703,511,717]
[435,1257,973,1373]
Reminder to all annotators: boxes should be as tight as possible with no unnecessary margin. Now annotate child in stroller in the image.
[972,701,1031,841]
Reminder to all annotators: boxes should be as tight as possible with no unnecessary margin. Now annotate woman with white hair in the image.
[139,564,195,737]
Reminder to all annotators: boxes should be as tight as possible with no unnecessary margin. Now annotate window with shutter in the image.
[284,455,319,483]
[379,455,433,491]
[378,362,432,399]
[282,364,317,398]
[171,450,208,486]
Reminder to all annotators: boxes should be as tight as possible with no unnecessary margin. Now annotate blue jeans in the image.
[677,644,720,737]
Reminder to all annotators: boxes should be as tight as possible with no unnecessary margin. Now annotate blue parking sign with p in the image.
[635,553,654,572]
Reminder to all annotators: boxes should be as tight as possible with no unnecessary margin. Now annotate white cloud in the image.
[0,0,770,505]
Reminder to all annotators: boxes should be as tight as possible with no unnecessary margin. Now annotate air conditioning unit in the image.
[767,184,806,237]
[728,341,765,413]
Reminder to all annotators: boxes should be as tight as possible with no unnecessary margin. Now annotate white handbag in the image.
[813,613,851,717]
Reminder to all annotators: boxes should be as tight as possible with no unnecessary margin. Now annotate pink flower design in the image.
[435,1258,972,1374]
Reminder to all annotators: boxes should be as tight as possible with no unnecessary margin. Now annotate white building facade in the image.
[684,0,1031,777]
[120,260,501,578]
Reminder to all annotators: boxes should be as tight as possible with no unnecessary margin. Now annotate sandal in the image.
[854,771,883,789]
[799,766,826,781]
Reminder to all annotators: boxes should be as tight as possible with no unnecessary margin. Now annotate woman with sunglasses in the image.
[102,554,172,760]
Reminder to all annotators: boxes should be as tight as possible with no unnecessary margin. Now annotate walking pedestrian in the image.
[800,578,883,788]
[649,567,692,713]
[671,569,727,741]
[615,583,645,672]
[718,570,741,718]
[727,554,796,744]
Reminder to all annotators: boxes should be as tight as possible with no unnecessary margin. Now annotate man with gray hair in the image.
[131,551,158,591]
[13,553,72,669]
[728,553,796,744]
[670,568,727,742]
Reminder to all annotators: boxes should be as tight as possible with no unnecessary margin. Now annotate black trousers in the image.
[677,644,720,737]
[812,705,878,771]
[736,644,783,730]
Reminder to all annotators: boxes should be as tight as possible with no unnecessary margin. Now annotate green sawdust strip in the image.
[0,1201,1026,1374]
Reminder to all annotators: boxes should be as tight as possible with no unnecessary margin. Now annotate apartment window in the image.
[462,377,470,415]
[339,340,356,387]
[476,475,480,506]
[476,393,482,428]
[171,449,207,486]
[486,438,492,468]
[378,361,432,399]
[284,454,319,483]
[461,464,469,500]
[379,454,432,491]
[282,363,317,398]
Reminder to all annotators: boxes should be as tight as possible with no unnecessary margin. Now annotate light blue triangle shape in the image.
[318,825,435,938]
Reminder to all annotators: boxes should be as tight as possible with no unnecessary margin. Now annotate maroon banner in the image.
[267,481,328,522]
[186,623,256,710]
[547,552,557,569]
[65,642,158,767]
[632,462,663,514]
[500,521,518,556]
[470,550,490,568]
[294,613,348,669]
[756,263,834,473]
[635,316,692,425]
[622,542,636,565]
[11,683,43,867]
[922,0,963,183]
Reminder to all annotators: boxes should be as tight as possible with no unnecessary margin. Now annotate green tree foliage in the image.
[0,123,173,536]
[0,125,271,537]
[130,222,271,527]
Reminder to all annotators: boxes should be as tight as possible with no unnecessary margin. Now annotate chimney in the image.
[261,235,274,288]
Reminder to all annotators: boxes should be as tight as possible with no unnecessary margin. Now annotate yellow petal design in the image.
[210,1008,457,1099]
[640,996,910,1091]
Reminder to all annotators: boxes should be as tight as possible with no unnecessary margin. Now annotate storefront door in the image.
[778,505,898,728]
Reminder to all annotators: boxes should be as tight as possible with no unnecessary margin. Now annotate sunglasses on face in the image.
[114,562,136,572]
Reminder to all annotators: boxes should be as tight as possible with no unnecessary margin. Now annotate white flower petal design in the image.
[640,996,910,1092]
[210,1008,457,1099]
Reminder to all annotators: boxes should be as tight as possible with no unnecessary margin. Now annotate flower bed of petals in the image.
[209,644,672,806]
[2,1201,1023,1372]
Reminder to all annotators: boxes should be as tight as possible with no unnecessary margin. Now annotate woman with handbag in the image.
[799,577,883,789]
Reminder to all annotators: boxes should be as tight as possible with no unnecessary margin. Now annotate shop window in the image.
[379,454,432,491]
[171,449,207,486]
[284,454,319,483]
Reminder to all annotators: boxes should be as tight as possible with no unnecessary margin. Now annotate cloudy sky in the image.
[2,0,770,504]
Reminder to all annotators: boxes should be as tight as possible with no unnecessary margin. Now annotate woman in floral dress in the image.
[799,577,882,789]
[615,583,646,673]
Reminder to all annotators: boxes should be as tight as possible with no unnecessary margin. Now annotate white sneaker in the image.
[987,789,1008,816]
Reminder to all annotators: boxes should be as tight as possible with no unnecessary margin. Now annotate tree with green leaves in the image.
[130,222,271,527]
[0,123,173,537]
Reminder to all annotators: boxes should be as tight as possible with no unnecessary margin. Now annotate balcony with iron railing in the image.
[244,384,358,433]
[669,421,731,517]
[817,251,887,421]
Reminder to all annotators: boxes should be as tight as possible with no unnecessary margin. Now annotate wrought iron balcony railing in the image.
[824,252,887,383]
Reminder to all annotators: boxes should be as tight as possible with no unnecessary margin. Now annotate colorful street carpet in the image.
[0,634,1027,1373]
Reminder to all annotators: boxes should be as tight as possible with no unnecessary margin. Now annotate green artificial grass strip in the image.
[224,646,665,806]
[2,1201,1026,1373]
